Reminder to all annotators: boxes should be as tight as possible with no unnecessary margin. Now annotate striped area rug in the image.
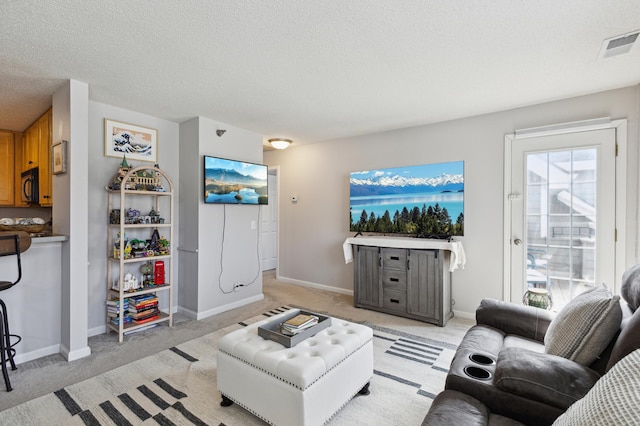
[0,307,456,425]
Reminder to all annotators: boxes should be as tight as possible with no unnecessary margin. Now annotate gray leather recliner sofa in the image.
[423,285,640,426]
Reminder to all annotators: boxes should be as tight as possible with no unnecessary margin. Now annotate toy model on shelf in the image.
[106,161,174,342]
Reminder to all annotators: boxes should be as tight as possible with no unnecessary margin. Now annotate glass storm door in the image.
[510,128,616,311]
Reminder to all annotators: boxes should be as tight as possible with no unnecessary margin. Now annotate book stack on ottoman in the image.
[217,309,373,426]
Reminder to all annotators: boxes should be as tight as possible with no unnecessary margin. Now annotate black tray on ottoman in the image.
[258,310,331,347]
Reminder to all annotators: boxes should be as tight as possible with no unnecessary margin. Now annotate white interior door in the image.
[508,128,616,310]
[260,171,278,271]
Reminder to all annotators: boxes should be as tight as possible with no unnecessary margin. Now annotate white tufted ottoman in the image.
[217,309,373,426]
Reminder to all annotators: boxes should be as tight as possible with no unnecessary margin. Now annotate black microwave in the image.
[21,167,39,203]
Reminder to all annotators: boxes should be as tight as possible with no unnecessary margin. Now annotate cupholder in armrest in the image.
[463,366,492,381]
[469,353,495,365]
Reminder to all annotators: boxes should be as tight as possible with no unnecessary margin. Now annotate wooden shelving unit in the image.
[106,166,174,342]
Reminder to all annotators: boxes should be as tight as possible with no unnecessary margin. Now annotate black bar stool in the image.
[0,231,31,392]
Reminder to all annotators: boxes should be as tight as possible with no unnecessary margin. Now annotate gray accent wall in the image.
[179,116,264,319]
[264,85,640,316]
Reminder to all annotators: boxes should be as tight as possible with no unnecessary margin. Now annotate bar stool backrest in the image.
[0,231,31,289]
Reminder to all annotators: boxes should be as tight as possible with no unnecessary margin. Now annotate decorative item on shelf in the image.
[523,287,553,310]
[107,157,167,192]
[113,232,128,258]
[148,208,164,224]
[151,164,166,192]
[130,239,148,258]
[126,208,141,223]
[149,229,161,254]
[154,261,165,285]
[158,236,170,255]
[122,272,141,292]
[108,156,134,190]
[110,209,121,224]
[140,261,154,286]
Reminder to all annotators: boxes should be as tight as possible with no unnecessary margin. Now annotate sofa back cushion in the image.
[621,263,640,311]
[606,307,640,371]
[552,348,640,426]
[544,286,621,365]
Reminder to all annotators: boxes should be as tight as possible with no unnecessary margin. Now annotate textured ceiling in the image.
[1,1,639,145]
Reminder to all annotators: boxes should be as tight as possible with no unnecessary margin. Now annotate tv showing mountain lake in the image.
[350,161,464,237]
[204,156,268,205]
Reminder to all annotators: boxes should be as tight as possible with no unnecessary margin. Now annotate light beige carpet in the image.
[1,307,458,425]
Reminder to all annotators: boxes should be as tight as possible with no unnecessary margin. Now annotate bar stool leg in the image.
[0,300,16,371]
[0,305,12,392]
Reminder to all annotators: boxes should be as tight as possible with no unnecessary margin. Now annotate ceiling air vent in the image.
[599,30,639,60]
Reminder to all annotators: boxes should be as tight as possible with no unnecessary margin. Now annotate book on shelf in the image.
[129,300,158,309]
[129,309,159,320]
[110,315,132,325]
[133,314,160,325]
[127,304,158,314]
[106,299,129,308]
[127,295,158,306]
[280,314,319,335]
[127,293,156,301]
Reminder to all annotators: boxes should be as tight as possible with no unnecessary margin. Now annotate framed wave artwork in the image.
[104,119,157,163]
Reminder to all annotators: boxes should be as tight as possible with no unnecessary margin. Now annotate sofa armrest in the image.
[422,390,491,426]
[476,298,555,342]
[495,347,601,410]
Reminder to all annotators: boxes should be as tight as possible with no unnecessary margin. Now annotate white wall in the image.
[87,102,180,333]
[52,79,91,361]
[178,117,265,319]
[264,86,640,316]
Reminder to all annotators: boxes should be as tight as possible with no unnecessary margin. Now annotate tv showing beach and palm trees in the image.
[350,161,464,237]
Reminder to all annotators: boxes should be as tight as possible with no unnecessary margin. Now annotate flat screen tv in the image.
[203,156,268,205]
[350,160,464,237]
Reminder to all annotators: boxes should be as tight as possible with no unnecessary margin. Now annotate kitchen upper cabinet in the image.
[23,124,39,171]
[12,133,29,207]
[0,131,15,205]
[37,109,53,206]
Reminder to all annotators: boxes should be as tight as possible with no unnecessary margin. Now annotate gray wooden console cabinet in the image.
[353,245,453,326]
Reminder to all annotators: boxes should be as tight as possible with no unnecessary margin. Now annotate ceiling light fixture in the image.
[268,138,292,150]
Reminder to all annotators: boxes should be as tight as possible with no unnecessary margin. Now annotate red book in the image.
[133,315,160,324]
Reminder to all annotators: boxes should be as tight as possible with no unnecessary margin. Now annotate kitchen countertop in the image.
[30,233,68,243]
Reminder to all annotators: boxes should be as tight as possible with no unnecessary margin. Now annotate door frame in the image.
[264,165,280,277]
[503,118,627,302]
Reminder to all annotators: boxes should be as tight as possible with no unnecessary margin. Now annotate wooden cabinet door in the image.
[407,249,443,321]
[38,109,53,205]
[353,245,381,308]
[0,131,15,205]
[23,124,39,171]
[12,133,29,207]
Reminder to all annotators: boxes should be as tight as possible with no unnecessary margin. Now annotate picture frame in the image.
[52,140,67,175]
[104,119,157,163]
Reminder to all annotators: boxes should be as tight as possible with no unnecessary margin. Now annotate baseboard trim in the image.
[192,294,265,320]
[274,275,475,320]
[452,309,474,320]
[89,325,107,337]
[60,344,92,362]
[14,344,61,365]
[177,306,198,319]
[275,275,354,296]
